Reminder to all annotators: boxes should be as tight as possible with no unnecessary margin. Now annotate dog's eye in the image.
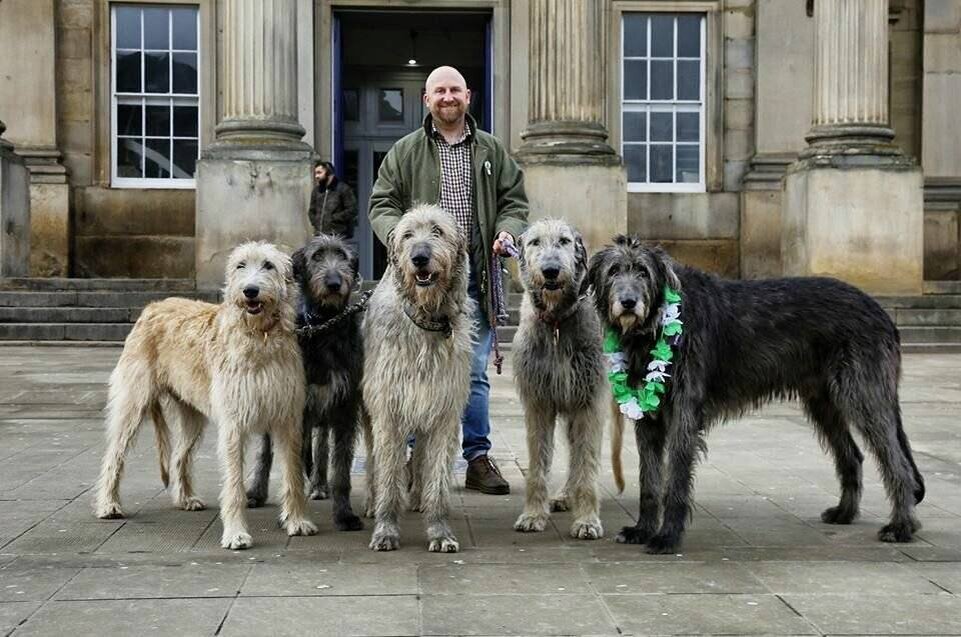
[431,224,443,237]
[559,237,571,246]
[608,264,620,277]
[528,238,540,247]
[236,262,246,270]
[639,269,649,279]
[312,251,323,261]
[263,261,274,271]
[402,231,414,241]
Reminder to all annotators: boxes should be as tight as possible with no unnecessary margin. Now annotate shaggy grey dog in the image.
[512,219,606,539]
[363,204,475,552]
[588,235,925,554]
[246,234,364,532]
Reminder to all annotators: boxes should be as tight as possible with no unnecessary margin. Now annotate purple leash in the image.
[488,237,520,375]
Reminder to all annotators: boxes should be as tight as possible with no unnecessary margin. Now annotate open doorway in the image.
[332,9,492,279]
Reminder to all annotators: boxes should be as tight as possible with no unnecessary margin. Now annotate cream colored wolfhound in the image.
[93,241,317,550]
[364,204,475,552]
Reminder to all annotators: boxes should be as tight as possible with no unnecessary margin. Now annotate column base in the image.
[782,157,923,295]
[0,141,31,277]
[519,161,627,254]
[515,121,620,167]
[18,148,70,276]
[195,149,313,291]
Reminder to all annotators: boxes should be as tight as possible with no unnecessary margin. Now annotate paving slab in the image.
[783,592,961,635]
[421,593,618,636]
[54,562,251,600]
[220,595,420,637]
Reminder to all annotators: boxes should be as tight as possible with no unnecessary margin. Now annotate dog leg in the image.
[275,417,319,538]
[615,418,666,545]
[645,406,702,554]
[565,408,603,540]
[218,424,253,549]
[422,426,460,553]
[245,433,273,508]
[361,409,376,518]
[330,420,363,531]
[309,425,330,500]
[408,437,426,512]
[369,419,405,551]
[804,391,863,524]
[168,399,206,511]
[514,406,556,533]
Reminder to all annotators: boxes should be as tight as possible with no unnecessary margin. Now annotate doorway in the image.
[333,10,492,279]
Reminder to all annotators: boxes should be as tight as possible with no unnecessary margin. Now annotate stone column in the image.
[0,120,32,277]
[515,0,626,252]
[195,0,313,290]
[782,0,923,294]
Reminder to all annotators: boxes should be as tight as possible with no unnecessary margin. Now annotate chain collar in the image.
[403,303,453,338]
[296,290,372,338]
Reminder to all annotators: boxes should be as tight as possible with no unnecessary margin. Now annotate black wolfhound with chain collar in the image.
[247,234,365,532]
[587,235,925,554]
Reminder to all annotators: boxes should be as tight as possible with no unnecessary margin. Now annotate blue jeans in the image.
[462,272,493,461]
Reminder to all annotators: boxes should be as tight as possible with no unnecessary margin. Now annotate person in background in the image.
[309,160,358,239]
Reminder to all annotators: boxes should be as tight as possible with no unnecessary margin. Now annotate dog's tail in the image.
[895,410,925,504]
[149,400,171,489]
[611,398,625,494]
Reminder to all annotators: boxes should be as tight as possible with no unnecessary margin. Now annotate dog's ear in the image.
[654,246,682,293]
[587,245,612,291]
[574,232,590,296]
[291,247,307,282]
[516,230,527,268]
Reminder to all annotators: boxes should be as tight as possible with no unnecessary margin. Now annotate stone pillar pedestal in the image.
[516,0,626,252]
[0,121,31,277]
[782,0,923,294]
[195,0,313,290]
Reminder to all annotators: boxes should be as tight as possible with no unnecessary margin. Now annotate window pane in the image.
[172,52,197,93]
[144,52,170,93]
[117,138,144,178]
[623,111,647,142]
[143,7,169,49]
[378,89,403,122]
[145,138,171,178]
[173,105,198,137]
[651,15,674,57]
[343,89,360,121]
[651,144,673,182]
[650,112,673,142]
[117,103,142,136]
[115,7,141,49]
[677,15,701,57]
[171,7,197,50]
[623,60,647,100]
[623,14,647,57]
[650,60,673,100]
[677,145,699,183]
[172,139,198,178]
[145,104,170,136]
[116,51,142,92]
[678,60,700,100]
[624,144,647,183]
[677,112,699,142]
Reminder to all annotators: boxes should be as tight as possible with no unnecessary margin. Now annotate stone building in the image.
[0,0,958,294]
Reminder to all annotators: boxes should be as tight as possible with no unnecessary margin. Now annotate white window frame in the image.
[619,10,708,193]
[110,3,201,189]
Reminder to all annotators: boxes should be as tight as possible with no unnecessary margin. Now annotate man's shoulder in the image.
[474,129,510,154]
[391,127,430,154]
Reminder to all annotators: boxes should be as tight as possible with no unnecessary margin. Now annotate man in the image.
[369,65,528,495]
[309,160,358,239]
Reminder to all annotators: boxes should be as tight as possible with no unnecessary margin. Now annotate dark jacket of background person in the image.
[309,177,358,238]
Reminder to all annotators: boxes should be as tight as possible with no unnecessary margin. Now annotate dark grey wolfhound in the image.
[588,235,925,554]
[246,234,365,532]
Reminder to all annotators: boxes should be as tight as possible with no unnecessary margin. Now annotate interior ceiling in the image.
[336,9,490,32]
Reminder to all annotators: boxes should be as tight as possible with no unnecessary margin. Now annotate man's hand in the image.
[492,231,515,257]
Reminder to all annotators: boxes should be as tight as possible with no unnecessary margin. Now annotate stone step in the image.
[0,323,132,341]
[923,280,961,295]
[877,294,961,309]
[0,307,138,323]
[891,308,961,326]
[0,290,218,308]
[0,277,196,292]
[898,326,961,343]
[496,325,517,344]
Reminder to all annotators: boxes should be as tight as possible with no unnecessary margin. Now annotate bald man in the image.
[369,65,529,495]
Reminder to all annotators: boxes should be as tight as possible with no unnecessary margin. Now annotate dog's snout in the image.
[411,245,431,269]
[620,297,637,310]
[243,286,259,299]
[541,266,560,280]
[324,273,342,292]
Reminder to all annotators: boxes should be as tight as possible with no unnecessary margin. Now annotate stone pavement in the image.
[0,345,959,636]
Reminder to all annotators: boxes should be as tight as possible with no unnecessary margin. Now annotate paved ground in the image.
[0,346,959,636]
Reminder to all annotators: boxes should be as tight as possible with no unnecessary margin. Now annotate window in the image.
[112,4,200,188]
[622,13,706,192]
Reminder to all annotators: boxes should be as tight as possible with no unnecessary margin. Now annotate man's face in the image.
[314,166,328,185]
[424,72,471,126]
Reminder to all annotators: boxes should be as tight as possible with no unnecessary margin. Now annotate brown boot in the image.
[465,455,510,495]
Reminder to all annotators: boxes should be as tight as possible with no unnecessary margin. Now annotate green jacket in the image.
[369,114,529,313]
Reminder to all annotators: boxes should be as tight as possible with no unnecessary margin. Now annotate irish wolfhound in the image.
[93,241,318,550]
[364,204,474,552]
[588,236,925,554]
[512,218,606,540]
[246,234,364,532]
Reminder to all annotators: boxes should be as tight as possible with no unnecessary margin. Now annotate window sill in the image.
[111,178,197,190]
[628,183,706,194]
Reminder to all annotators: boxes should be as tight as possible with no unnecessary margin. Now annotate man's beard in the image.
[434,103,466,124]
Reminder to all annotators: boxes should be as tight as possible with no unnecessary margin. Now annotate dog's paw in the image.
[645,532,682,554]
[549,497,570,512]
[570,517,603,540]
[428,535,460,553]
[878,520,917,543]
[821,505,858,525]
[369,529,400,551]
[94,502,125,520]
[309,486,329,501]
[334,513,364,532]
[614,526,651,544]
[221,531,253,550]
[283,517,319,537]
[245,490,267,508]
[363,502,376,519]
[178,496,206,512]
[513,511,549,533]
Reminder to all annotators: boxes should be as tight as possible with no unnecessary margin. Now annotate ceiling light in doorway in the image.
[406,29,419,67]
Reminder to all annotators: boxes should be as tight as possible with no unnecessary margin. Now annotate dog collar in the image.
[297,291,372,339]
[536,294,588,344]
[403,303,453,338]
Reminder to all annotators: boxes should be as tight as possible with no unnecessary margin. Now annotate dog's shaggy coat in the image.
[93,241,317,550]
[246,234,364,533]
[363,204,475,552]
[512,218,606,539]
[588,236,925,554]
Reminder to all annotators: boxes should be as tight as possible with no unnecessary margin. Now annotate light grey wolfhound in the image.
[363,204,475,552]
[513,218,606,540]
[93,241,317,550]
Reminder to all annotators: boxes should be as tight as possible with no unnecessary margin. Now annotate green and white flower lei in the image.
[603,286,683,420]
